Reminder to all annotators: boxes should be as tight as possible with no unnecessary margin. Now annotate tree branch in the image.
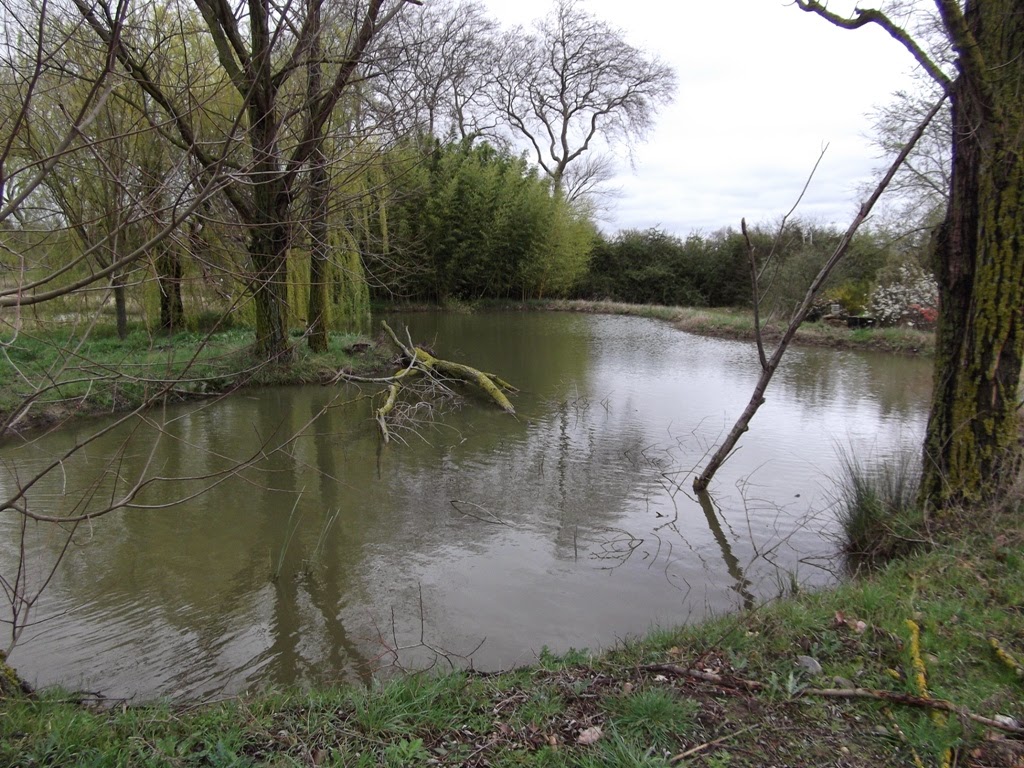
[693,95,947,492]
[794,1,951,93]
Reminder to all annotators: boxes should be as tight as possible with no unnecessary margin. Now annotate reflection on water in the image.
[0,312,932,699]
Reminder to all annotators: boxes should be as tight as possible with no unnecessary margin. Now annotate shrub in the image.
[833,446,927,565]
[870,264,938,328]
[824,280,872,315]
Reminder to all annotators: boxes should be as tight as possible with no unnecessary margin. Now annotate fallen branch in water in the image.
[336,321,517,444]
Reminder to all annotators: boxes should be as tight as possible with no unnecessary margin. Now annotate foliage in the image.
[577,228,747,307]
[869,263,939,329]
[821,281,872,316]
[577,223,893,312]
[364,138,595,302]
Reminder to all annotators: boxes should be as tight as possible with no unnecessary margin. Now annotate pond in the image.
[0,311,933,700]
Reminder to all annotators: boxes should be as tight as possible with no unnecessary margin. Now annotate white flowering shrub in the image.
[869,264,939,328]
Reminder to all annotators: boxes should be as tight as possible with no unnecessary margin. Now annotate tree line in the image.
[0,0,674,357]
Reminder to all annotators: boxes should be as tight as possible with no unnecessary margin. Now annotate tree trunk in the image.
[156,242,184,333]
[248,75,292,361]
[305,0,329,354]
[112,272,128,339]
[250,216,292,361]
[921,1,1024,508]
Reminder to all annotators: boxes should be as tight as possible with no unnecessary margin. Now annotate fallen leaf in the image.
[577,726,603,746]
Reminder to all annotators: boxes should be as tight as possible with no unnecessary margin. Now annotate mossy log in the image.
[0,650,31,698]
[375,321,517,443]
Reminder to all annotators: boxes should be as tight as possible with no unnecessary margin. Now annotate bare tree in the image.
[66,0,421,360]
[494,0,676,201]
[795,0,1024,509]
[693,100,943,493]
[376,0,501,143]
[869,83,951,223]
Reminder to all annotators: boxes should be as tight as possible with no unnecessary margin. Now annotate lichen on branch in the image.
[341,322,517,444]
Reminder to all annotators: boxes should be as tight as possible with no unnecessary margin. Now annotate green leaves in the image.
[365,139,594,302]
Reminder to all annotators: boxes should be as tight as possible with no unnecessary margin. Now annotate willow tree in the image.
[796,1,1024,508]
[70,0,420,360]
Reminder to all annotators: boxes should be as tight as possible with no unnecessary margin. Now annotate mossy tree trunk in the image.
[796,0,1024,508]
[250,213,292,361]
[921,1,1024,507]
[112,271,128,339]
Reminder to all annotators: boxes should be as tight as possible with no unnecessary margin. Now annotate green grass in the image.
[0,322,386,433]
[833,446,927,564]
[601,687,699,749]
[538,299,935,355]
[3,504,1022,766]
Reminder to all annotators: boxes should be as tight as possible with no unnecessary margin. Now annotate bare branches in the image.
[794,1,951,93]
[495,0,676,200]
[693,95,946,493]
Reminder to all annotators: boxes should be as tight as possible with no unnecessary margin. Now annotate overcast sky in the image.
[479,0,923,236]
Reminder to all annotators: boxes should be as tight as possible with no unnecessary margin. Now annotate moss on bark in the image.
[921,0,1024,508]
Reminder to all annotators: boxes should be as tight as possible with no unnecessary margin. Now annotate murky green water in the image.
[0,312,932,700]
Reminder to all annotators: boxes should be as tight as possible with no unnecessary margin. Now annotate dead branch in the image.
[357,321,517,444]
[794,1,951,93]
[800,686,1024,736]
[644,663,1024,736]
[670,724,758,763]
[692,95,946,493]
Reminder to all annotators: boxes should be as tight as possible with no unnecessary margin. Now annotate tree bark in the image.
[250,215,292,361]
[156,242,184,333]
[305,0,329,354]
[921,1,1024,507]
[112,272,128,340]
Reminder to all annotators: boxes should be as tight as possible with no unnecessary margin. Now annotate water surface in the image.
[0,312,932,699]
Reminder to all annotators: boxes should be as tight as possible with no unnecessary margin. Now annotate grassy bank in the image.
[541,300,936,356]
[2,299,932,435]
[2,504,1022,767]
[0,324,386,436]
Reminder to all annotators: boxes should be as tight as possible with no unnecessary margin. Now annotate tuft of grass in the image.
[603,687,698,749]
[833,446,927,565]
[576,731,674,767]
